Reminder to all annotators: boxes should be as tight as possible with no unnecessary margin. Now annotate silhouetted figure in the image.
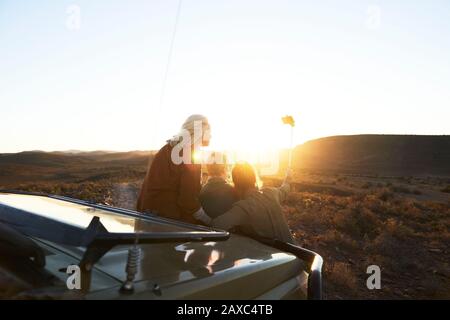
[195,163,295,244]
[137,114,211,224]
[199,153,237,219]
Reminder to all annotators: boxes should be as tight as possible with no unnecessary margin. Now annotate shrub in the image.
[333,204,381,240]
[361,182,373,189]
[326,262,358,293]
[320,230,359,252]
[390,184,414,194]
[376,188,395,202]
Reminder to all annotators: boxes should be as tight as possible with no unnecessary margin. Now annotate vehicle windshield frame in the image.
[0,190,230,247]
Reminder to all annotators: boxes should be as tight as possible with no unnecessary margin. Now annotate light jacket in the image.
[210,183,295,244]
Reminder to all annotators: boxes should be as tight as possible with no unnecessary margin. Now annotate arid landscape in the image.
[0,135,449,299]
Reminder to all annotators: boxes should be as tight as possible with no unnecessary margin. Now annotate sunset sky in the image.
[1,0,449,153]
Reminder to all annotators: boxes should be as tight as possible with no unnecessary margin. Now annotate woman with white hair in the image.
[137,114,211,224]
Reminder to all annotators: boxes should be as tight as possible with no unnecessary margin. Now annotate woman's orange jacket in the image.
[137,143,201,224]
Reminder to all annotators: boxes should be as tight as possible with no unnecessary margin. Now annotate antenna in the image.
[151,0,183,148]
[120,232,141,293]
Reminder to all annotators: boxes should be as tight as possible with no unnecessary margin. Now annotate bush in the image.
[320,230,359,252]
[333,204,381,240]
[376,188,395,202]
[361,182,373,189]
[390,184,414,194]
[326,262,358,293]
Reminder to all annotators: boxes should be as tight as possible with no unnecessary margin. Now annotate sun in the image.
[192,150,203,164]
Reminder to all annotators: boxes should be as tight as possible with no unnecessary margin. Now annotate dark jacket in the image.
[137,143,201,224]
[199,177,237,219]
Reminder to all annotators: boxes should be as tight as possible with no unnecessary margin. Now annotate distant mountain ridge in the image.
[50,150,115,155]
[290,134,450,175]
[1,135,449,184]
[0,150,153,187]
[0,150,151,163]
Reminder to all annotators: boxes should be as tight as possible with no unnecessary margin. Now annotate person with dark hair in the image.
[199,153,237,219]
[194,162,295,244]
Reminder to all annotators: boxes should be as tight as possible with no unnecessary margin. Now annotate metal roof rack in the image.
[0,189,230,247]
[0,190,230,292]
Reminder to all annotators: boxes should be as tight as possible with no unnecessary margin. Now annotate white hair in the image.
[168,114,210,146]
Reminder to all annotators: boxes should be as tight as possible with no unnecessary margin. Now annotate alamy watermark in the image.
[170,120,280,175]
[66,4,81,31]
[66,265,81,290]
[366,265,381,290]
[366,5,382,30]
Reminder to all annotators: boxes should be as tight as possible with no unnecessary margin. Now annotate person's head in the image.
[180,114,211,147]
[231,162,258,196]
[206,152,227,178]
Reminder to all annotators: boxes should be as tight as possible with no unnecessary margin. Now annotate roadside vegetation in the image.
[3,164,449,299]
[268,172,450,299]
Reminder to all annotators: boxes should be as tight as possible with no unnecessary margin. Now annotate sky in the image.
[1,0,449,153]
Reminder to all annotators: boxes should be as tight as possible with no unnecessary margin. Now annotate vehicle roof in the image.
[0,191,307,299]
[40,234,304,299]
[0,192,229,246]
[0,192,198,233]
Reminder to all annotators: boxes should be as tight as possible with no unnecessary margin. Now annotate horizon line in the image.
[1,133,449,154]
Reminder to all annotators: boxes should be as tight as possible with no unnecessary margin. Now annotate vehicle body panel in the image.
[0,191,318,300]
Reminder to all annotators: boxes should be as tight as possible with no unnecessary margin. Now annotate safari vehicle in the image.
[0,190,323,300]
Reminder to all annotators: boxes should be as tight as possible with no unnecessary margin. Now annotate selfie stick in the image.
[282,115,295,170]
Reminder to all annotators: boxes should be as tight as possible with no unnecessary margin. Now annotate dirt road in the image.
[111,182,140,210]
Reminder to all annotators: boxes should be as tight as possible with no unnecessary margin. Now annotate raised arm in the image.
[276,168,292,203]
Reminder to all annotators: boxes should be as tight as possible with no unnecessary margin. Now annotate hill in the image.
[289,135,450,176]
[0,150,153,187]
[0,139,448,299]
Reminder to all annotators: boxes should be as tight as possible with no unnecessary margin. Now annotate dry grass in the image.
[13,181,114,204]
[277,173,450,299]
[4,168,450,300]
[325,262,358,297]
